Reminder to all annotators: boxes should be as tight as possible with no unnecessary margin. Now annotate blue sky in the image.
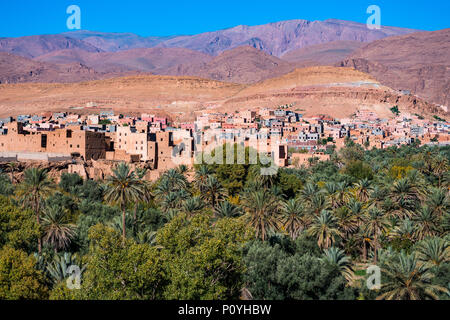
[0,0,449,37]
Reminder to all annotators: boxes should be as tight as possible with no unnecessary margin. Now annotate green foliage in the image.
[343,160,374,181]
[99,119,111,125]
[0,171,14,196]
[243,236,356,300]
[3,142,450,300]
[59,173,83,193]
[74,224,165,300]
[157,213,254,299]
[390,106,400,116]
[433,115,446,122]
[0,196,39,252]
[75,201,119,253]
[0,246,48,299]
[278,169,303,198]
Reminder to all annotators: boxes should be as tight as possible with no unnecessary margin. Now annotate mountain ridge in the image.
[0,18,419,59]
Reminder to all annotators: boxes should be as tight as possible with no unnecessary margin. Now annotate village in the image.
[0,105,448,181]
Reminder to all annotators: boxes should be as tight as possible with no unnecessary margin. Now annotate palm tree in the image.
[431,155,448,187]
[162,168,188,191]
[154,176,171,198]
[194,165,212,193]
[16,168,55,253]
[354,178,373,202]
[202,175,226,207]
[377,252,448,300]
[299,182,320,207]
[336,181,351,206]
[181,196,205,217]
[46,252,84,285]
[307,210,342,249]
[443,212,450,237]
[321,247,354,282]
[176,164,189,175]
[389,178,421,218]
[104,162,145,241]
[242,190,281,241]
[135,230,158,246]
[214,200,242,218]
[416,237,450,267]
[427,188,449,218]
[6,162,17,184]
[308,193,330,216]
[362,207,389,263]
[132,167,151,221]
[324,182,339,209]
[161,189,190,212]
[391,218,416,244]
[413,206,439,240]
[249,164,277,189]
[335,205,358,241]
[41,205,76,252]
[281,198,308,240]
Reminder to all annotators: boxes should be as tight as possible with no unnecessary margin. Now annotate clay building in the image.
[0,122,106,160]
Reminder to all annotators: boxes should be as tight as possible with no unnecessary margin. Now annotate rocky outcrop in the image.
[0,159,159,183]
[338,29,450,108]
[68,160,155,181]
[0,160,72,183]
[167,46,295,84]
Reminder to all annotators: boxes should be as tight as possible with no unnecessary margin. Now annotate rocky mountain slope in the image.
[0,52,100,83]
[152,19,416,56]
[339,29,450,108]
[1,19,417,60]
[33,46,297,84]
[36,47,213,74]
[166,46,295,84]
[280,41,364,66]
[0,34,101,58]
[0,52,144,84]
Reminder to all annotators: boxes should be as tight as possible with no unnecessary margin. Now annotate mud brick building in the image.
[113,125,190,171]
[0,122,106,160]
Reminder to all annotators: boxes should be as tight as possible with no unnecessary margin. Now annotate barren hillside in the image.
[0,66,443,120]
[339,29,450,107]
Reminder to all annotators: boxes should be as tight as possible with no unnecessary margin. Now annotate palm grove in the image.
[0,141,449,300]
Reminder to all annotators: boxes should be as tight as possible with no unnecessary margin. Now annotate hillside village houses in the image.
[0,106,448,180]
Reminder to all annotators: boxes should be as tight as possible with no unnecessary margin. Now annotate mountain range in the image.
[58,19,417,56]
[0,18,448,110]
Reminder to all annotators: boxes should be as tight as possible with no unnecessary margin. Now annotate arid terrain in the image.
[0,19,448,120]
[339,28,450,107]
[0,66,444,121]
